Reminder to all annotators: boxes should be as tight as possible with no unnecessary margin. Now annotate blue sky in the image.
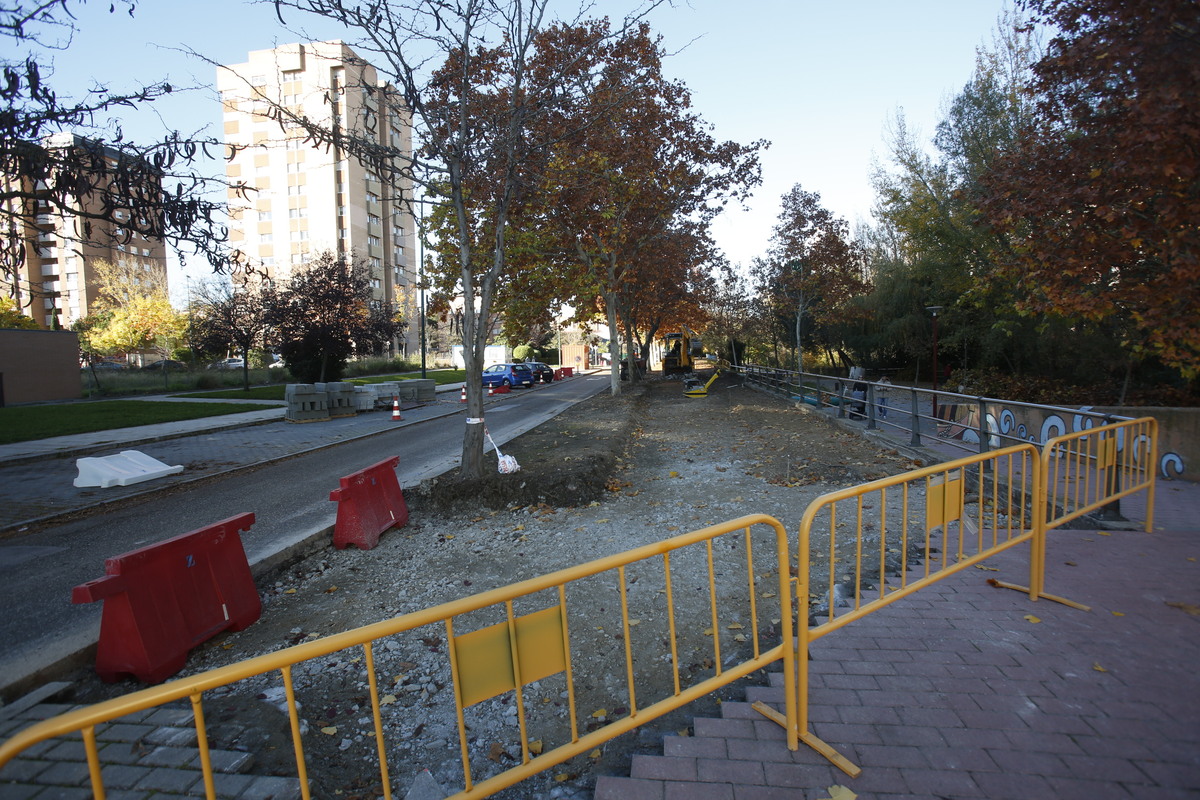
[36,0,1015,288]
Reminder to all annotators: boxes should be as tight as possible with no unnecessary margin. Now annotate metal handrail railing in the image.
[731,363,1134,457]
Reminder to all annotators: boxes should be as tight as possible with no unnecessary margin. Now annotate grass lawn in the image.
[0,400,281,445]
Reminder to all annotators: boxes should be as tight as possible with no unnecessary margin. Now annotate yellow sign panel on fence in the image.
[926,473,964,532]
[454,606,567,708]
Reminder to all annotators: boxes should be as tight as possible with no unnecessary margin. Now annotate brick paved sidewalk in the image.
[596,524,1200,800]
[0,687,300,799]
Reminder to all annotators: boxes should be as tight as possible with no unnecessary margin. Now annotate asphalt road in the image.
[0,374,609,699]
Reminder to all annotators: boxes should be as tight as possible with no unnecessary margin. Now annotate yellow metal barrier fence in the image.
[1,422,1163,795]
[777,444,1043,775]
[1043,417,1157,534]
[0,514,796,799]
[986,417,1158,612]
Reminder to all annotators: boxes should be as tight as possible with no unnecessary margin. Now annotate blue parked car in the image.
[482,362,534,389]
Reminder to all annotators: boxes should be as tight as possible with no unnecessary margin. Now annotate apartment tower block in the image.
[2,133,168,330]
[218,41,418,358]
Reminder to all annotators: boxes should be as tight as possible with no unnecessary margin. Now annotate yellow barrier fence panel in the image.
[0,514,796,800]
[1042,417,1157,534]
[782,444,1041,776]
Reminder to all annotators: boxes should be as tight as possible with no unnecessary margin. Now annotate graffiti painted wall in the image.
[954,402,1191,482]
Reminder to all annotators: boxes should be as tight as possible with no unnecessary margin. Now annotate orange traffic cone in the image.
[460,386,467,402]
[487,385,494,397]
[391,396,402,421]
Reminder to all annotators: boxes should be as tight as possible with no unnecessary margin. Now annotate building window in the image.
[288,185,303,196]
[287,162,303,173]
[258,210,272,221]
[368,214,381,225]
[367,236,380,247]
[294,230,309,241]
[260,233,273,243]
[288,207,307,218]
[366,192,379,203]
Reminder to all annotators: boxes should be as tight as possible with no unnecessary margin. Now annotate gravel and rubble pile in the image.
[69,374,927,799]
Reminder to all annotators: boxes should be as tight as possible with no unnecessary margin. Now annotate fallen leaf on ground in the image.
[816,786,857,800]
[1024,614,1041,624]
[1111,611,1125,617]
[487,742,505,762]
[320,726,338,735]
[1166,601,1200,616]
[529,740,543,755]
[1093,663,1108,673]
[591,709,606,718]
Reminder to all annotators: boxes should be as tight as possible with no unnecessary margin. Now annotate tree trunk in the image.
[605,290,621,395]
[795,304,804,374]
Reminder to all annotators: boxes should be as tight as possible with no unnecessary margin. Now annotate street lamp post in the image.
[926,306,943,419]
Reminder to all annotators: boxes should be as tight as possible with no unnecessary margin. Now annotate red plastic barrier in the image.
[553,368,564,381]
[71,513,261,684]
[329,456,409,550]
[561,367,574,377]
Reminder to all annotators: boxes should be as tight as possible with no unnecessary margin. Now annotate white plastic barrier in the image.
[74,451,185,488]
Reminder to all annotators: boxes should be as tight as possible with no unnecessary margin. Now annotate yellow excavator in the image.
[661,326,703,374]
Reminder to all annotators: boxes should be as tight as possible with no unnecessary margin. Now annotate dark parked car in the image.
[141,359,189,371]
[525,361,554,383]
[85,361,126,370]
[481,362,534,389]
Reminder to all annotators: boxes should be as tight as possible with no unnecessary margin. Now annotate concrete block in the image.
[285,384,330,423]
[74,451,184,489]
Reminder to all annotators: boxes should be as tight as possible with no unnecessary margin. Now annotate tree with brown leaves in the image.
[981,0,1200,377]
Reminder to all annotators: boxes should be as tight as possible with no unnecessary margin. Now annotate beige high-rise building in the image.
[1,133,167,330]
[218,41,419,358]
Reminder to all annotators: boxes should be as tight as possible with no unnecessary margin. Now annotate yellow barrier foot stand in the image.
[985,578,1092,612]
[751,701,862,778]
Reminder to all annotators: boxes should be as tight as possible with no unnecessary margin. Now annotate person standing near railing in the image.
[877,376,891,419]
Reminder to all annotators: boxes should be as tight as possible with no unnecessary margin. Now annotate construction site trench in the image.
[65,373,922,799]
